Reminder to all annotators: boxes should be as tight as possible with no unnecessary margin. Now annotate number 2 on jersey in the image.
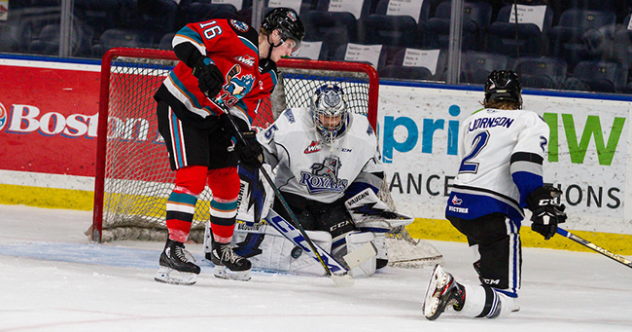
[458,131,489,173]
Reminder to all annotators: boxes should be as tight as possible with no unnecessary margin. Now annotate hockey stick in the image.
[557,227,632,269]
[214,101,354,286]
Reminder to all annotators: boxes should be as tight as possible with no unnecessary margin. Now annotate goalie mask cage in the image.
[92,48,442,268]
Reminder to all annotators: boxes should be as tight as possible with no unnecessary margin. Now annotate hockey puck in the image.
[291,246,302,259]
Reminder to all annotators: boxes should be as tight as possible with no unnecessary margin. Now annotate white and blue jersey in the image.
[257,108,383,204]
[446,108,549,225]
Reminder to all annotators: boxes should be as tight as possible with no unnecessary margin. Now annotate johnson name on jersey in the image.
[446,108,549,224]
[258,108,383,204]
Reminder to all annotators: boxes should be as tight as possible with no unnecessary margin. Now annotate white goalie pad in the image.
[345,231,377,278]
[231,223,334,276]
[345,188,414,230]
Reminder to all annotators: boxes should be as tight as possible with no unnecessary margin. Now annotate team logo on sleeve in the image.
[230,20,249,32]
[283,109,295,123]
[304,141,321,154]
[299,156,348,194]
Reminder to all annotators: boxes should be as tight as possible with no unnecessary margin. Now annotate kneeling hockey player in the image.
[204,84,410,277]
[422,70,567,319]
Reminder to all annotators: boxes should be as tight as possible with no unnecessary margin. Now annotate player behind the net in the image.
[152,8,305,285]
[422,70,568,319]
[210,84,413,277]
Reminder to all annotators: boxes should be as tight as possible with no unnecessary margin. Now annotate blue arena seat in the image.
[313,0,372,19]
[379,47,446,81]
[360,0,430,48]
[301,10,359,61]
[157,32,175,50]
[549,9,616,68]
[612,15,632,69]
[265,0,316,15]
[461,51,511,84]
[331,43,389,72]
[379,65,434,80]
[425,0,492,50]
[74,0,120,36]
[514,56,567,89]
[92,28,154,57]
[487,4,553,57]
[563,60,627,93]
[181,2,239,25]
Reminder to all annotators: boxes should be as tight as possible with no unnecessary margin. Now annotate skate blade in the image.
[423,265,448,320]
[214,265,251,281]
[154,266,197,286]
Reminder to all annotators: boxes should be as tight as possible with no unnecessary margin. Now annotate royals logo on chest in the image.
[299,156,348,194]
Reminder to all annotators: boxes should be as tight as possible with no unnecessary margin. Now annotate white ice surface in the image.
[0,204,631,332]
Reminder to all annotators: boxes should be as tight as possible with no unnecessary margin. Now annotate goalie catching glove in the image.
[344,188,413,230]
[191,58,224,98]
[526,186,567,240]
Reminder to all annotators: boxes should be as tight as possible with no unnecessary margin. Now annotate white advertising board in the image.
[378,84,632,235]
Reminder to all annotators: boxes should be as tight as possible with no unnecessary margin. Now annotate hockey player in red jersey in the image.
[423,71,567,319]
[153,8,304,285]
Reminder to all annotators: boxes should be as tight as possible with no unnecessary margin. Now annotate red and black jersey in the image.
[155,19,266,128]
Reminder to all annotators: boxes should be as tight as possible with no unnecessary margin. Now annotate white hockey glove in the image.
[344,188,413,230]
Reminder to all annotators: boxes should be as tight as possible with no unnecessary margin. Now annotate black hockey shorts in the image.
[157,101,238,171]
[273,191,355,240]
[447,213,522,292]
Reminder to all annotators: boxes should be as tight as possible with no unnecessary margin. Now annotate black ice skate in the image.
[154,238,200,286]
[422,264,465,320]
[211,242,252,281]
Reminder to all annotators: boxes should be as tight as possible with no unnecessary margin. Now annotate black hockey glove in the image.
[237,131,264,169]
[191,58,224,98]
[526,186,567,240]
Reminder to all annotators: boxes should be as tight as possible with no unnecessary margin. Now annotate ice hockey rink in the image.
[0,204,630,332]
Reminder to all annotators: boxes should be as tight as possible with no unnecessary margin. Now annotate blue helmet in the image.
[310,84,348,143]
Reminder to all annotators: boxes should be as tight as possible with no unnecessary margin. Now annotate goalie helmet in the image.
[261,7,305,50]
[310,84,348,144]
[484,70,522,109]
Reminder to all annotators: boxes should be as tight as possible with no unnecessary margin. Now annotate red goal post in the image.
[91,47,380,243]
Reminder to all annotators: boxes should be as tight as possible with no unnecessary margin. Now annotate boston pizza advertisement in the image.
[0,60,101,177]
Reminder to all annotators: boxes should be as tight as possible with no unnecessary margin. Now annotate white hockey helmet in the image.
[310,84,348,143]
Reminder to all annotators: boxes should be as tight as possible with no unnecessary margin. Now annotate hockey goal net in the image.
[92,47,442,268]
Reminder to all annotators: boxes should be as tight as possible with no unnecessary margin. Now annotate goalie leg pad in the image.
[372,232,389,269]
[231,224,333,276]
[345,231,377,278]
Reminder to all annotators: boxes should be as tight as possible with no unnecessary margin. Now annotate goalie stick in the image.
[557,227,632,269]
[211,97,354,286]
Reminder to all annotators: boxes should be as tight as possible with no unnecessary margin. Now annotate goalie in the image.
[204,84,411,277]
